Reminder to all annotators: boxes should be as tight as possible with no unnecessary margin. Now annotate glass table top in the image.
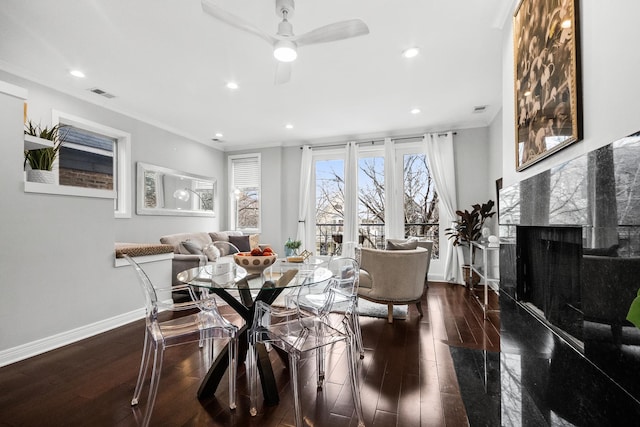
[177,258,332,290]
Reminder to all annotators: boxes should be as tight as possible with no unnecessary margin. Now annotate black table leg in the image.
[196,283,285,406]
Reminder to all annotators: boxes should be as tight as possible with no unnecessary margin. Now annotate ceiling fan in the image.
[201,0,370,84]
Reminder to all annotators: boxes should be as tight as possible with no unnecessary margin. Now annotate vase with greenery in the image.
[284,238,302,257]
[24,120,66,184]
[445,200,496,285]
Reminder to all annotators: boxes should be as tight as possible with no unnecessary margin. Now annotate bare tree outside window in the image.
[314,152,439,257]
[230,154,261,232]
[236,189,259,229]
[403,154,439,256]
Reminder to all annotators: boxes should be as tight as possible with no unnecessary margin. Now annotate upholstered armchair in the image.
[357,246,430,323]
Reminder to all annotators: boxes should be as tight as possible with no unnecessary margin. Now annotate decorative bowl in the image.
[233,252,278,273]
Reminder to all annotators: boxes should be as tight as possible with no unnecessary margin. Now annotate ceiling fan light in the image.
[274,40,297,62]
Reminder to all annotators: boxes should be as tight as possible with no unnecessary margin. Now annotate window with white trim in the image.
[53,110,131,217]
[229,154,261,232]
[312,142,439,257]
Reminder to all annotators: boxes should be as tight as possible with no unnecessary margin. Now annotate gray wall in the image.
[0,71,224,356]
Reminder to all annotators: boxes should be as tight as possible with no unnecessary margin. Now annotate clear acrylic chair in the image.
[123,255,239,427]
[287,257,365,362]
[249,278,365,427]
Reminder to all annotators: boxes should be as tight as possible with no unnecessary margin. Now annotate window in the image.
[312,141,439,258]
[53,110,131,218]
[357,150,385,248]
[229,154,261,232]
[398,147,439,257]
[314,155,345,254]
[59,127,115,190]
[313,147,388,254]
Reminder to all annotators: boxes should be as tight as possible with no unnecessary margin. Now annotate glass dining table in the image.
[176,258,332,405]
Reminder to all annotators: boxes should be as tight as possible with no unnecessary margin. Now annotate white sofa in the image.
[159,231,266,286]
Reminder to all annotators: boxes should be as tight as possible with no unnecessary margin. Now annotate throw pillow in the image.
[203,244,221,261]
[386,239,418,250]
[228,235,250,253]
[210,231,229,243]
[249,234,260,250]
[180,240,203,255]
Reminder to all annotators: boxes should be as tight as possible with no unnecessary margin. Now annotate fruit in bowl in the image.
[234,247,278,273]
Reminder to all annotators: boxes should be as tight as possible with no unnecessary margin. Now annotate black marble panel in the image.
[499,130,640,403]
[450,294,640,425]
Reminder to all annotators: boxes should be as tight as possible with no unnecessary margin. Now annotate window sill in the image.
[24,181,116,199]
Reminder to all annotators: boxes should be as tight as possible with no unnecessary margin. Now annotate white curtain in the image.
[296,145,313,252]
[384,137,404,240]
[424,132,464,284]
[342,141,359,258]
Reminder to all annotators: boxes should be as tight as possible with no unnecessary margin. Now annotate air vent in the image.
[88,87,116,99]
[473,105,487,113]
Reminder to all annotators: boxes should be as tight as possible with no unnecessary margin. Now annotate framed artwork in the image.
[513,0,581,171]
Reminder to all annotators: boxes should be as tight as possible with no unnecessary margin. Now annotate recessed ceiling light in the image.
[70,70,85,78]
[402,47,420,58]
[285,123,294,129]
[410,108,421,115]
[215,132,223,138]
[226,81,239,90]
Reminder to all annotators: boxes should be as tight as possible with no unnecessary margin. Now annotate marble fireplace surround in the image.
[499,130,640,402]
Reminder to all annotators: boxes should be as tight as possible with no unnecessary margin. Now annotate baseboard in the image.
[0,308,145,368]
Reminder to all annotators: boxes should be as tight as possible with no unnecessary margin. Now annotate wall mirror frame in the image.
[136,162,216,217]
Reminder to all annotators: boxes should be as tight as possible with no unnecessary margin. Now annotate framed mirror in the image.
[136,162,216,217]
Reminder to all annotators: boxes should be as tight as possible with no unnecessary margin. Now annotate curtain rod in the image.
[300,131,457,150]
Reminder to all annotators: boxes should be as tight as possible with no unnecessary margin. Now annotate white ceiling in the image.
[0,0,514,151]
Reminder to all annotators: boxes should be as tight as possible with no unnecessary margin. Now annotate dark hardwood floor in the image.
[0,282,499,427]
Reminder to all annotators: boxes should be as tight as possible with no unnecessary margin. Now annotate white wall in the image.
[501,0,640,188]
[453,127,493,211]
[0,72,225,362]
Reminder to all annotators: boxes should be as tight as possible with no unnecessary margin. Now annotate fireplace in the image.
[516,226,583,341]
[499,130,640,401]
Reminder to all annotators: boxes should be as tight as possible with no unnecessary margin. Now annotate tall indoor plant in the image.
[24,120,66,184]
[445,200,496,285]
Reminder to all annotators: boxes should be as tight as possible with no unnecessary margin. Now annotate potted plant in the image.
[445,200,496,285]
[24,120,67,184]
[284,238,302,257]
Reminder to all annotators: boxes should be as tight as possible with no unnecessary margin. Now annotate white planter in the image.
[26,169,58,185]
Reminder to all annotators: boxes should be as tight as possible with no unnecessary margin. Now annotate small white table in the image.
[470,241,500,319]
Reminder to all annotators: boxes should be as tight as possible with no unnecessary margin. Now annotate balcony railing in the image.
[315,222,439,257]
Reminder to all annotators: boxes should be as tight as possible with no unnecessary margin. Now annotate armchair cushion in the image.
[386,239,419,250]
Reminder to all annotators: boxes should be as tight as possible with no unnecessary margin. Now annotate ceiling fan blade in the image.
[275,62,292,85]
[201,0,276,45]
[294,19,369,47]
